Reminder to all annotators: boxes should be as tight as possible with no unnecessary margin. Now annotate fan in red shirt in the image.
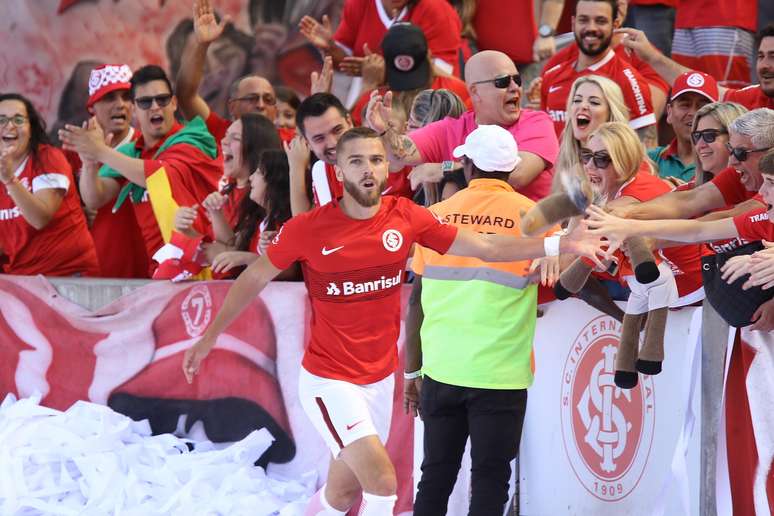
[540,0,657,143]
[67,64,150,279]
[300,0,464,78]
[183,127,605,515]
[175,0,284,145]
[540,0,669,117]
[0,94,98,277]
[615,24,774,112]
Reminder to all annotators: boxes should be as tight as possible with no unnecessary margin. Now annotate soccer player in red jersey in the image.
[182,127,605,515]
[617,24,774,111]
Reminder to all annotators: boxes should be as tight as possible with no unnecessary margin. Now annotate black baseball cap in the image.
[381,23,430,91]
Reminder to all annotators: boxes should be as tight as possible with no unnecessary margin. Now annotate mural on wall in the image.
[0,0,341,139]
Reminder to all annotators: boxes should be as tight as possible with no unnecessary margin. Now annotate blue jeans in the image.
[625,4,676,57]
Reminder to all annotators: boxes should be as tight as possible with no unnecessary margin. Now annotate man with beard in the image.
[284,93,353,215]
[182,127,606,516]
[619,24,774,111]
[540,0,657,146]
[365,50,559,202]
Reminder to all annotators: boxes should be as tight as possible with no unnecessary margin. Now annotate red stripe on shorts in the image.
[315,396,344,449]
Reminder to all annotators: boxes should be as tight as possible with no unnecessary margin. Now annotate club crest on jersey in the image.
[382,229,403,252]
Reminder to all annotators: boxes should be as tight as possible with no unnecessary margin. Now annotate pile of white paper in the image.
[0,395,311,515]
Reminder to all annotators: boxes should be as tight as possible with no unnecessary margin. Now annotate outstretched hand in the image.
[615,28,659,61]
[182,339,212,384]
[299,15,334,51]
[193,0,229,45]
[365,90,393,134]
[310,55,334,94]
[583,205,628,258]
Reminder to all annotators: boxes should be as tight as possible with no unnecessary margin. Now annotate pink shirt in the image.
[409,109,558,201]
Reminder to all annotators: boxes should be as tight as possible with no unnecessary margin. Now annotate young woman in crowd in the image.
[690,101,748,186]
[209,149,296,279]
[405,88,466,204]
[0,93,99,276]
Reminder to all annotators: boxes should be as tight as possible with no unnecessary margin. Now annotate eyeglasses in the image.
[725,143,771,162]
[0,115,27,128]
[472,73,522,89]
[134,94,173,110]
[691,129,726,145]
[232,93,277,106]
[579,149,613,169]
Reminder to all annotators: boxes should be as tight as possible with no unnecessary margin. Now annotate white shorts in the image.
[624,261,679,315]
[298,367,394,457]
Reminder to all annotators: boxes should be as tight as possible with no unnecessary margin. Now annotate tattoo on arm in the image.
[384,127,420,165]
[636,125,658,149]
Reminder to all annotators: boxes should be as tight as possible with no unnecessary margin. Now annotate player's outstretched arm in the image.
[446,221,606,268]
[182,254,282,383]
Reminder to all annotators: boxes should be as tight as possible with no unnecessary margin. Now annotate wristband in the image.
[544,235,561,257]
[403,370,421,380]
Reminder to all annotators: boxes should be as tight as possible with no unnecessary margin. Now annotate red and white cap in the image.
[87,64,133,108]
[670,71,719,103]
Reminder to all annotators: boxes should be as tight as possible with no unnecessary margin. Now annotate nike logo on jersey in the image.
[346,420,364,430]
[548,85,562,93]
[321,245,344,255]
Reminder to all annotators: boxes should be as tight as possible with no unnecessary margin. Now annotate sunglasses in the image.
[472,73,522,89]
[691,129,726,145]
[725,143,771,162]
[134,94,173,110]
[0,115,27,128]
[232,93,277,106]
[579,149,612,169]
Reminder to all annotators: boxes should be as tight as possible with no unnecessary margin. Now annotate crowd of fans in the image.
[0,0,772,300]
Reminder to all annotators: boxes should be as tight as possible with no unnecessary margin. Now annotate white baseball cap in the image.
[452,125,522,172]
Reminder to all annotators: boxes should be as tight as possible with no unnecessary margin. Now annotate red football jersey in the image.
[0,145,99,276]
[711,167,758,206]
[723,85,774,111]
[333,0,463,76]
[675,0,757,32]
[733,208,774,242]
[543,43,669,95]
[540,49,657,136]
[311,161,344,208]
[616,170,704,297]
[266,195,458,384]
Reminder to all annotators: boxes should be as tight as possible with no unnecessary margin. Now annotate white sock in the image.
[305,484,347,516]
[357,492,397,516]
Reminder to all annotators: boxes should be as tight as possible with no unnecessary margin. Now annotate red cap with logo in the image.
[87,64,133,108]
[670,71,719,103]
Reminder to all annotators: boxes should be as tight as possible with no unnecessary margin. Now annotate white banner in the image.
[519,299,702,515]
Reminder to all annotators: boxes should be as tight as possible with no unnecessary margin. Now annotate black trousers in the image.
[413,376,528,516]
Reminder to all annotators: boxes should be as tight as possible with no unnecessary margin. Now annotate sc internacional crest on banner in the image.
[560,315,656,502]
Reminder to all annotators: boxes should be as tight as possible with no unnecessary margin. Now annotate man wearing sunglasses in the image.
[540,0,657,146]
[618,24,774,112]
[648,71,718,184]
[176,0,278,143]
[366,50,558,202]
[60,65,222,276]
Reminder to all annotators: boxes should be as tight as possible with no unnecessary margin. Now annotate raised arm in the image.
[78,160,121,209]
[182,254,282,383]
[284,135,313,215]
[176,0,230,121]
[509,151,549,190]
[1,149,64,230]
[365,91,424,168]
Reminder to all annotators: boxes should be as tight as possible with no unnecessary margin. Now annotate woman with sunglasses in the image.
[0,93,99,276]
[690,102,748,186]
[579,122,705,307]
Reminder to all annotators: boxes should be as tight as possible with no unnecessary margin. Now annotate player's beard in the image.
[343,177,386,207]
[575,29,613,57]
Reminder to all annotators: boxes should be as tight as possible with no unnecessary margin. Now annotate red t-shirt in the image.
[472,0,536,65]
[64,137,151,279]
[223,185,249,228]
[0,145,99,276]
[205,111,232,145]
[675,0,757,32]
[266,195,458,383]
[541,49,657,136]
[733,208,774,241]
[349,74,472,127]
[629,0,677,6]
[710,166,758,206]
[334,0,464,76]
[384,166,415,199]
[311,161,345,208]
[409,109,558,201]
[544,43,669,95]
[722,85,774,111]
[616,169,704,296]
